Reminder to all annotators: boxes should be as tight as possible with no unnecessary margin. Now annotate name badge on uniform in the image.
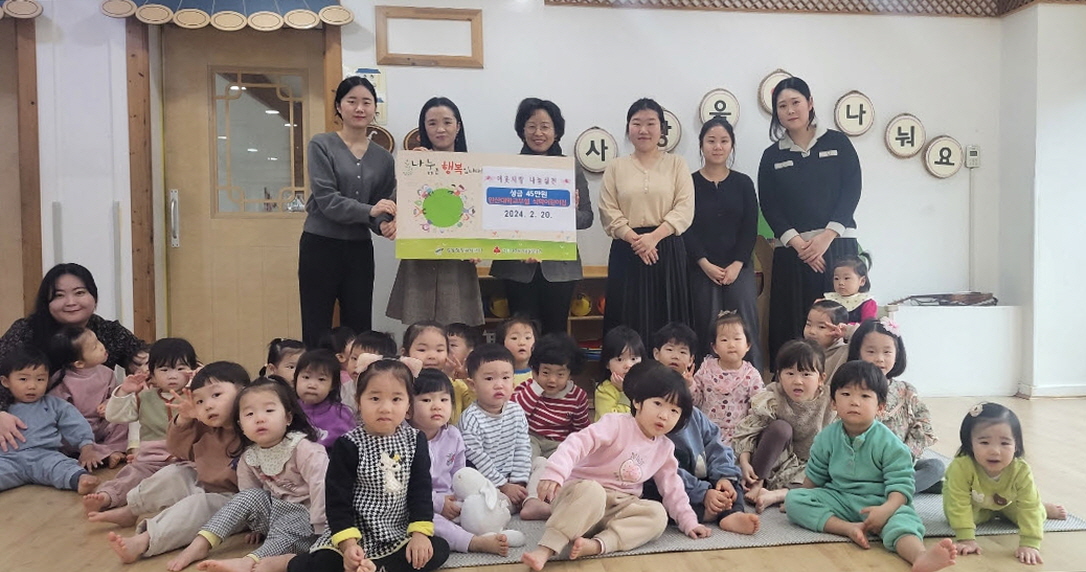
[819,150,838,158]
[774,160,794,170]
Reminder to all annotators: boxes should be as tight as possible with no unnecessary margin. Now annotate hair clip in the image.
[717,310,738,318]
[969,402,987,417]
[878,317,901,337]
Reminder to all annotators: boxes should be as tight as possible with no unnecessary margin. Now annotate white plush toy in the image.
[451,467,526,547]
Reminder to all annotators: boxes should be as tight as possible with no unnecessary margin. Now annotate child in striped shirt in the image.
[512,334,590,520]
[458,344,533,511]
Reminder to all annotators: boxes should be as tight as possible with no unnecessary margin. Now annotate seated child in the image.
[691,312,764,445]
[285,360,450,572]
[294,350,355,449]
[47,325,128,467]
[458,344,532,511]
[786,361,957,572]
[652,322,698,383]
[87,338,196,514]
[401,321,467,424]
[849,319,943,494]
[823,256,877,325]
[318,325,356,405]
[512,333,590,520]
[411,368,509,556]
[0,347,100,493]
[733,339,835,512]
[168,377,328,572]
[520,362,712,571]
[102,362,249,564]
[497,316,538,386]
[804,299,849,382]
[261,337,306,381]
[445,322,482,418]
[594,326,644,421]
[637,361,759,534]
[342,330,398,409]
[944,402,1062,566]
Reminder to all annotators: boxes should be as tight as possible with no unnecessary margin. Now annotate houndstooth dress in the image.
[310,423,429,560]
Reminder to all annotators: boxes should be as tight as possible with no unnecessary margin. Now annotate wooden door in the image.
[0,19,23,328]
[163,27,324,373]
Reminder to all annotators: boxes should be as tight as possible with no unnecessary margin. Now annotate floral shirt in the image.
[691,356,764,445]
[877,378,936,460]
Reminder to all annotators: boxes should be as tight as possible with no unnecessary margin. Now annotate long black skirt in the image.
[603,230,693,346]
[767,237,859,368]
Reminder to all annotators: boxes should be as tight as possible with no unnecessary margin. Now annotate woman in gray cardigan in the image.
[489,98,594,335]
[298,77,396,348]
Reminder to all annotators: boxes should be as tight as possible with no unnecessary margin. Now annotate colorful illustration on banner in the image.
[414,183,472,231]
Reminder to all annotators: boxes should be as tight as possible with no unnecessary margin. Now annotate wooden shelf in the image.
[568,315,603,321]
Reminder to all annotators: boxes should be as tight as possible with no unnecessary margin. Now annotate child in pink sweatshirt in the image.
[521,361,712,571]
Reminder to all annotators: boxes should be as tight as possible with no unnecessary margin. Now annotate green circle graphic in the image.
[422,188,464,228]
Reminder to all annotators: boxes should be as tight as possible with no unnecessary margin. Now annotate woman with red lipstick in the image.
[758,77,862,367]
[489,98,594,336]
[299,76,397,349]
[599,98,695,346]
[386,97,485,327]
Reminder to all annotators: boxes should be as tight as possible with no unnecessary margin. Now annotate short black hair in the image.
[294,349,343,403]
[623,360,692,435]
[769,76,817,142]
[333,76,377,119]
[810,300,849,326]
[496,315,538,345]
[600,326,645,384]
[232,376,319,456]
[265,338,305,368]
[776,339,826,376]
[829,360,889,404]
[465,343,515,378]
[352,331,399,358]
[847,319,907,379]
[529,333,585,375]
[514,97,566,156]
[445,323,482,350]
[148,337,198,371]
[709,311,753,355]
[191,361,250,390]
[318,326,356,354]
[414,367,455,405]
[652,322,698,354]
[957,402,1025,459]
[356,359,415,406]
[402,321,447,354]
[626,97,665,127]
[0,346,49,378]
[833,255,872,292]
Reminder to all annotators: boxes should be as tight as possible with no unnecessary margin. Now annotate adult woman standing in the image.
[599,98,695,344]
[758,77,862,365]
[385,97,485,326]
[489,98,594,335]
[0,263,145,447]
[298,76,397,348]
[686,117,762,370]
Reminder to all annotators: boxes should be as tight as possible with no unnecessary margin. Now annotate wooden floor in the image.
[3,396,1085,571]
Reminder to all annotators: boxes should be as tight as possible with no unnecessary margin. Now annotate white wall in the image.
[343,0,1003,338]
[35,0,132,325]
[1028,4,1086,395]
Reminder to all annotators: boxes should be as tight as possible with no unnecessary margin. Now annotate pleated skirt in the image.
[603,229,693,345]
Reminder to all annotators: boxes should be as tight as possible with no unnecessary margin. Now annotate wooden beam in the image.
[15,18,41,315]
[126,19,155,342]
[323,24,341,132]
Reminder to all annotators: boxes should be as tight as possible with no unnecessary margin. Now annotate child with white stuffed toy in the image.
[409,367,512,556]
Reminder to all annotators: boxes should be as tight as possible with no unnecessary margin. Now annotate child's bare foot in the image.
[107,531,148,564]
[755,488,787,513]
[519,498,552,521]
[252,554,293,572]
[719,512,761,535]
[107,451,127,468]
[521,547,554,571]
[745,483,763,503]
[1045,502,1068,520]
[82,491,112,514]
[197,557,256,572]
[77,474,101,494]
[468,533,509,556]
[568,537,602,560]
[842,521,870,549]
[911,538,958,572]
[167,537,212,571]
[89,506,139,527]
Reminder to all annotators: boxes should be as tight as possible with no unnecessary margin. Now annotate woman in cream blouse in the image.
[599,98,695,344]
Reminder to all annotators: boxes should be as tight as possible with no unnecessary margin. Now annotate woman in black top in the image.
[686,118,761,370]
[489,98,594,335]
[758,77,862,366]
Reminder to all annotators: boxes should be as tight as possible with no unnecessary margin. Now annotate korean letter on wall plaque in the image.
[658,109,681,153]
[924,135,964,179]
[699,88,740,126]
[834,91,873,137]
[759,69,792,114]
[575,127,619,173]
[884,113,926,159]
